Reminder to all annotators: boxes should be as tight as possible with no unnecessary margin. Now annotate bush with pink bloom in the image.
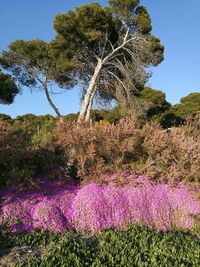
[0,176,199,234]
[72,176,199,232]
[32,200,67,232]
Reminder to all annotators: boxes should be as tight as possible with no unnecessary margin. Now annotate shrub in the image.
[0,120,34,188]
[0,118,63,189]
[0,228,96,266]
[1,226,199,267]
[55,120,103,181]
[0,227,61,250]
[55,115,200,187]
[13,114,56,134]
[0,113,12,122]
[72,178,199,233]
[93,225,200,267]
[24,234,94,267]
[55,117,144,182]
[139,116,200,186]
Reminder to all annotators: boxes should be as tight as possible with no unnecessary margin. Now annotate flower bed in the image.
[0,175,199,233]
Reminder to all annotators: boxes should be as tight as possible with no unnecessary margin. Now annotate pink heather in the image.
[0,175,199,233]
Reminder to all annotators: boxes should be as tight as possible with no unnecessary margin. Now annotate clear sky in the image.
[0,0,200,118]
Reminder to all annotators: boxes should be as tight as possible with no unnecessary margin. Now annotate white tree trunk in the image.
[78,29,142,122]
[78,58,102,122]
[85,86,97,122]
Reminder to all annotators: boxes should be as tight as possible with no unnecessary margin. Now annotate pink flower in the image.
[0,176,199,233]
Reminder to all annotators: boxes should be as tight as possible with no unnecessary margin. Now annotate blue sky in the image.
[0,0,199,117]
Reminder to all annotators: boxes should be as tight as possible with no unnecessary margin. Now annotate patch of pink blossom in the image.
[0,175,199,233]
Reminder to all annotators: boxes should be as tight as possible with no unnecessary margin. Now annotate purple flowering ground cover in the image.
[0,174,199,234]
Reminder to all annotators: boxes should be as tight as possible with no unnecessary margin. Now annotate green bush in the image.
[2,225,199,267]
[0,113,13,122]
[0,227,60,250]
[13,114,56,134]
[0,229,95,267]
[94,225,200,267]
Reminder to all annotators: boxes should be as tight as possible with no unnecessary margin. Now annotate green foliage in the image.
[135,6,152,34]
[0,71,19,104]
[54,3,118,47]
[31,125,54,149]
[159,110,183,128]
[0,40,69,116]
[109,0,140,21]
[172,92,200,118]
[90,109,111,122]
[139,87,171,119]
[1,39,48,87]
[25,235,94,267]
[12,113,56,134]
[160,92,200,127]
[1,230,96,267]
[62,109,121,124]
[1,226,199,267]
[147,35,164,66]
[63,113,79,122]
[95,87,171,126]
[0,113,12,121]
[94,225,200,267]
[0,227,60,250]
[103,107,122,123]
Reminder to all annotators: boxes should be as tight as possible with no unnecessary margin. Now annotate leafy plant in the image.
[2,226,199,267]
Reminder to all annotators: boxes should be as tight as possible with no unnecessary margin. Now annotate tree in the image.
[172,92,200,118]
[98,87,171,125]
[0,113,12,121]
[13,113,56,133]
[158,92,200,128]
[138,87,170,118]
[51,0,164,121]
[0,40,74,117]
[0,71,19,104]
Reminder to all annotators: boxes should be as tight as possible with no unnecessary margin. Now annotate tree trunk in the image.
[85,86,97,122]
[78,58,102,122]
[43,84,62,118]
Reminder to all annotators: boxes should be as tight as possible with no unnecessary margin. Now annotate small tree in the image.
[173,92,200,118]
[0,40,74,117]
[0,70,19,104]
[52,0,164,121]
[139,87,171,118]
[159,92,200,128]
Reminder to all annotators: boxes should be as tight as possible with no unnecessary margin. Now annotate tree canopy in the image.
[172,92,200,118]
[51,0,164,120]
[139,87,170,118]
[0,0,164,120]
[0,71,19,104]
[0,39,74,116]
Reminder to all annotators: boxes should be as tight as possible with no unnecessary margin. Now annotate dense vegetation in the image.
[0,0,200,265]
[0,111,200,188]
[0,226,199,266]
[1,175,199,233]
[0,112,199,265]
